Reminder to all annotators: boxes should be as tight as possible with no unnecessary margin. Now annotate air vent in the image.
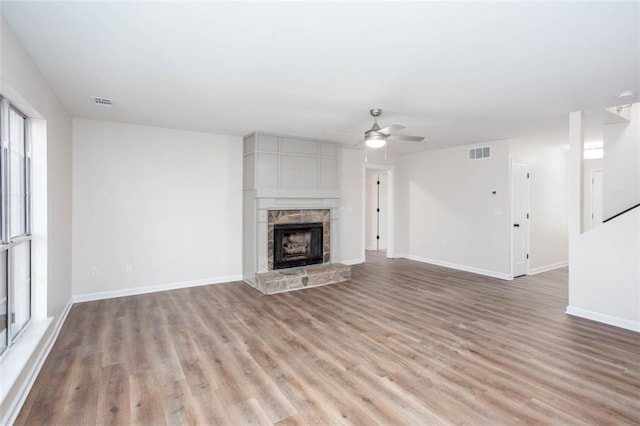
[91,96,113,107]
[468,145,491,160]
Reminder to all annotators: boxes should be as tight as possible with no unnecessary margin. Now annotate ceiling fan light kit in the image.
[362,108,425,149]
[365,132,387,148]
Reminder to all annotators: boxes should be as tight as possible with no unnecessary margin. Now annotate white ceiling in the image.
[2,1,638,153]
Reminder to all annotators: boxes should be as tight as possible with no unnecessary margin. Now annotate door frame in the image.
[510,159,530,277]
[361,163,395,261]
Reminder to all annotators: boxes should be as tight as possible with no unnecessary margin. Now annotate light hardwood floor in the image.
[16,251,640,425]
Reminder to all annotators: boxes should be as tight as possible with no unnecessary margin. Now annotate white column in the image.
[330,207,339,263]
[256,207,268,273]
[568,111,584,240]
[567,110,583,313]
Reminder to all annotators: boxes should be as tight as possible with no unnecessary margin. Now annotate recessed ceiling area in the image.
[1,1,638,153]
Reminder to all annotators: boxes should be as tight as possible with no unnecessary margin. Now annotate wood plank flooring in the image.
[16,251,640,425]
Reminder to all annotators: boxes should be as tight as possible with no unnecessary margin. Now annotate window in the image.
[0,97,32,357]
[584,140,604,160]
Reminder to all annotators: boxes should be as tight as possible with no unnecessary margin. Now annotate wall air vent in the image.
[468,145,491,160]
[91,96,113,107]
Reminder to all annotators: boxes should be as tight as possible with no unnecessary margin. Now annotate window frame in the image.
[0,97,33,358]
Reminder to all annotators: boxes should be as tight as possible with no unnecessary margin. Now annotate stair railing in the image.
[603,202,640,223]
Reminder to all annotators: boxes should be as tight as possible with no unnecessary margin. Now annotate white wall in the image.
[1,16,72,321]
[568,108,640,331]
[568,208,639,330]
[509,133,569,272]
[396,140,511,278]
[603,103,640,218]
[72,119,242,299]
[0,15,73,422]
[339,148,367,264]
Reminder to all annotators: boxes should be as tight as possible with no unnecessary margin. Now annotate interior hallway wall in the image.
[509,132,569,272]
[339,148,398,264]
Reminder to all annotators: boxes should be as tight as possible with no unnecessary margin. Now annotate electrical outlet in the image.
[91,267,100,278]
[219,256,227,265]
[441,240,447,248]
[125,264,133,274]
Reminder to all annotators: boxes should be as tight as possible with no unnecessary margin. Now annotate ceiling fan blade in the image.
[324,131,362,136]
[388,134,425,142]
[378,124,405,135]
[352,140,365,147]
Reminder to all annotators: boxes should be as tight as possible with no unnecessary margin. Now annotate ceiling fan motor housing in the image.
[365,108,386,148]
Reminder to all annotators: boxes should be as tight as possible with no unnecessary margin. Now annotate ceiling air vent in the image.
[468,145,491,160]
[91,96,113,107]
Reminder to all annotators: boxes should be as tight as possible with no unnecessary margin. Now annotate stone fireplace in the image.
[268,209,329,270]
[242,132,351,294]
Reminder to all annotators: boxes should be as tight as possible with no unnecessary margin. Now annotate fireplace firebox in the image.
[273,222,323,270]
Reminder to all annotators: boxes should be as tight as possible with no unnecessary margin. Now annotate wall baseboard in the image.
[73,275,243,303]
[1,297,73,426]
[397,254,513,280]
[341,258,365,266]
[566,306,640,332]
[529,260,569,275]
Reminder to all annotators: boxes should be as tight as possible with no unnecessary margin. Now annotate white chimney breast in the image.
[242,132,341,287]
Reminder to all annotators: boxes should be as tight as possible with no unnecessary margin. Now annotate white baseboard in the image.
[73,275,243,303]
[566,306,640,332]
[398,254,513,280]
[529,260,569,275]
[1,297,73,426]
[341,258,364,266]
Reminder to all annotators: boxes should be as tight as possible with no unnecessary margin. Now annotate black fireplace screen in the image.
[273,222,323,269]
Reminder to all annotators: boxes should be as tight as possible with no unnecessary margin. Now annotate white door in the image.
[591,170,604,228]
[365,170,377,250]
[512,161,530,277]
[378,173,388,250]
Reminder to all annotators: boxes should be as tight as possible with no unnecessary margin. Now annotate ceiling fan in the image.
[358,108,425,149]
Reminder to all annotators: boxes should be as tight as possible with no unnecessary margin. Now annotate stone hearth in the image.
[254,263,351,295]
